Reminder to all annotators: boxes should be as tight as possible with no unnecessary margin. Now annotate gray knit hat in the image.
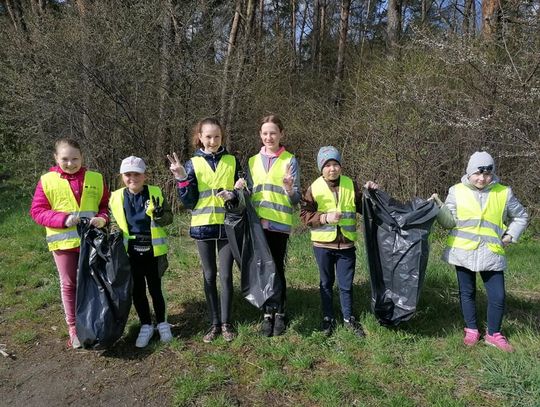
[466,151,495,176]
[317,146,341,173]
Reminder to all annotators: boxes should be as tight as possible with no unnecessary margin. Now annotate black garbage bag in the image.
[76,221,132,348]
[224,190,281,309]
[362,189,439,326]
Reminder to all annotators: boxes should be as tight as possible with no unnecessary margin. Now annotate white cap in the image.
[120,156,146,174]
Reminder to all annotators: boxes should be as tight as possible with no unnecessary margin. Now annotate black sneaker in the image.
[344,316,365,337]
[273,314,286,336]
[261,316,274,337]
[321,317,335,337]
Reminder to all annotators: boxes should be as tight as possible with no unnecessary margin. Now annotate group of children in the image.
[30,116,528,353]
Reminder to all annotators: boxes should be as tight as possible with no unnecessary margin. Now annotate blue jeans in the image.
[455,266,505,335]
[313,246,356,321]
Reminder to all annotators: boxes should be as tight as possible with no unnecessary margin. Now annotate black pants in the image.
[129,245,166,325]
[196,239,234,325]
[264,229,289,314]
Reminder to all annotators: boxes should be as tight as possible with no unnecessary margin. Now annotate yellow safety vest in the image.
[191,154,235,227]
[249,151,294,226]
[109,186,168,257]
[447,183,508,255]
[310,175,357,242]
[41,170,103,251]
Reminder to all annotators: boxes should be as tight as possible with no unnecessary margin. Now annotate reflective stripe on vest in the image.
[190,154,235,226]
[41,170,103,251]
[310,175,357,242]
[446,183,508,255]
[109,185,168,257]
[249,151,294,226]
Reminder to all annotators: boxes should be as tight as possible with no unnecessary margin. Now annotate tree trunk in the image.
[311,0,320,71]
[220,0,242,128]
[463,0,473,36]
[482,0,502,39]
[157,0,174,161]
[4,0,27,32]
[332,0,351,107]
[290,0,296,71]
[317,0,326,75]
[226,0,256,145]
[297,0,308,72]
[387,0,402,49]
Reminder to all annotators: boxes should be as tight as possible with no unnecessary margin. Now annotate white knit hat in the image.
[466,151,495,176]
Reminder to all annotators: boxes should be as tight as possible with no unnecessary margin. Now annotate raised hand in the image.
[151,195,164,218]
[167,152,187,180]
[283,163,294,194]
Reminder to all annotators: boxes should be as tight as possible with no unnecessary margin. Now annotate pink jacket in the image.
[30,166,110,229]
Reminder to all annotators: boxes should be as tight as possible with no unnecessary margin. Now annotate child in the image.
[235,114,301,336]
[30,138,110,349]
[168,117,242,343]
[432,151,528,352]
[301,146,377,336]
[109,156,174,348]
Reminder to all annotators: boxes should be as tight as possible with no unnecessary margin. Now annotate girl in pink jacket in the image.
[30,138,110,348]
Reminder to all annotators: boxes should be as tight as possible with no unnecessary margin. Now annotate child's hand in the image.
[502,234,512,246]
[216,189,235,201]
[151,196,164,218]
[325,212,342,224]
[428,193,443,207]
[167,152,187,180]
[234,178,246,190]
[364,180,379,190]
[89,217,106,228]
[283,163,294,195]
[65,214,80,227]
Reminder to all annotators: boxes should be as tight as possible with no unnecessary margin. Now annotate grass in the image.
[1,180,540,406]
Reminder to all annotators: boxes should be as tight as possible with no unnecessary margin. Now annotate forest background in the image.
[0,0,539,224]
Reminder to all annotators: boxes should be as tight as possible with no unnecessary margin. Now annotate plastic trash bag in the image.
[224,190,281,309]
[76,221,132,348]
[362,189,439,326]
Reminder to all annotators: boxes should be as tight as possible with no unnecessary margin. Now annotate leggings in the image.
[264,229,289,314]
[52,250,79,328]
[196,239,234,325]
[456,266,505,335]
[129,248,166,325]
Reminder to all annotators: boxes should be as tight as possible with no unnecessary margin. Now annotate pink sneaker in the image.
[485,332,514,352]
[463,328,481,346]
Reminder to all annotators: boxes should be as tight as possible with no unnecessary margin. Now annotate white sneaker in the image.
[135,324,154,348]
[157,322,173,343]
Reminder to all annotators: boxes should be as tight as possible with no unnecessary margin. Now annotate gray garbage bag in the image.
[224,190,281,309]
[76,221,132,348]
[362,189,439,326]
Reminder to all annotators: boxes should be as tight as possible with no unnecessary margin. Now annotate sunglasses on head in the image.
[476,165,493,174]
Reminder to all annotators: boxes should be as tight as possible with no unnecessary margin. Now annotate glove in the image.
[428,193,444,207]
[216,189,235,202]
[89,217,106,228]
[64,214,80,228]
[151,196,164,218]
[325,212,342,225]
[502,234,512,247]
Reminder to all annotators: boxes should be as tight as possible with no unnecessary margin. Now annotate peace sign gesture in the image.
[167,152,187,180]
[283,163,295,195]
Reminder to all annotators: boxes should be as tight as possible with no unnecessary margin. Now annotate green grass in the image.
[1,180,540,406]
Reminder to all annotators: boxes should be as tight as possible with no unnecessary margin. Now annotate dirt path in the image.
[0,317,180,406]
